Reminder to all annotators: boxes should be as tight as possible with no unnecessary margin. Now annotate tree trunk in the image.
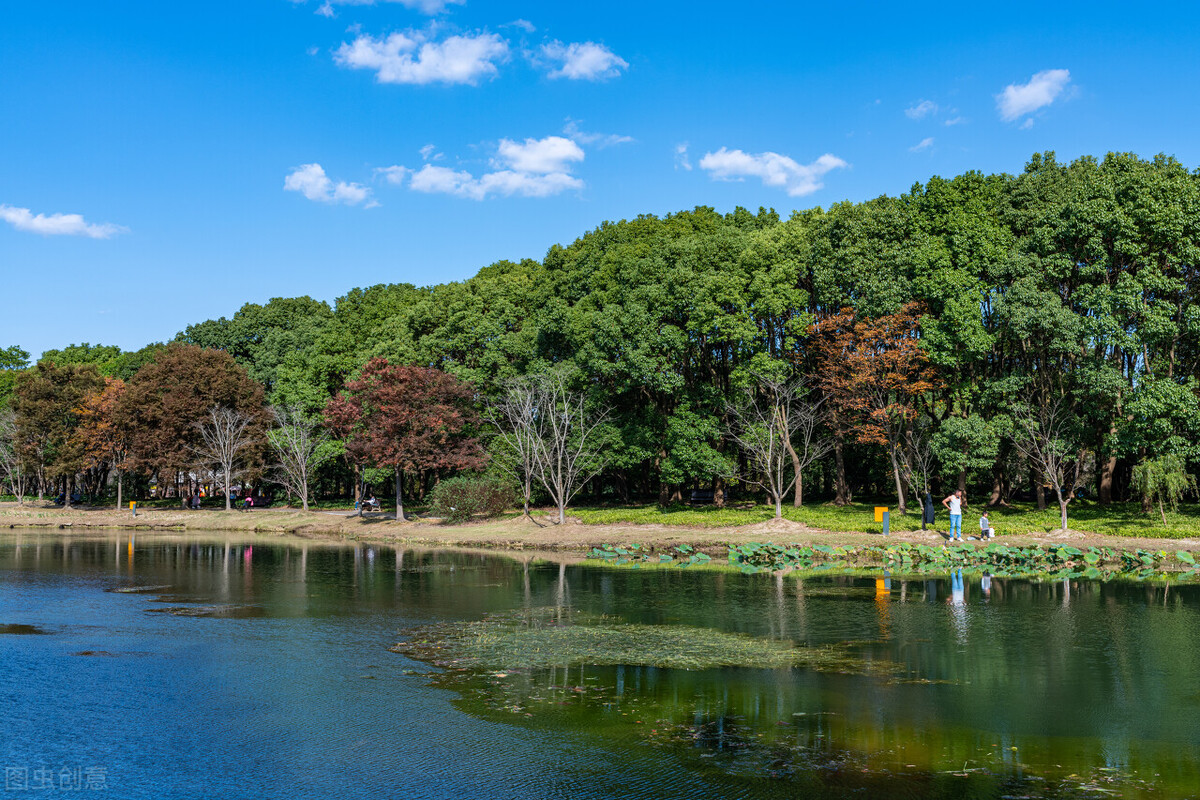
[1033,468,1046,511]
[1159,495,1167,527]
[395,467,404,521]
[833,436,851,506]
[116,471,123,511]
[1099,454,1117,505]
[889,447,907,514]
[784,431,803,507]
[558,498,566,525]
[988,471,1003,506]
[795,471,803,507]
[957,470,966,493]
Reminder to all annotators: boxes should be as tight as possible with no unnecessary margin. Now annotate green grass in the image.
[571,499,1200,539]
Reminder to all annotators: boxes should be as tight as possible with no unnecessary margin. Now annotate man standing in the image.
[942,489,965,542]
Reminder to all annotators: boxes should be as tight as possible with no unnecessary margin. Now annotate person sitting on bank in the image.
[365,495,380,511]
[980,510,996,539]
[242,494,253,512]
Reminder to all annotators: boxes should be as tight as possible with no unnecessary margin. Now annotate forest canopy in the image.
[3,152,1200,520]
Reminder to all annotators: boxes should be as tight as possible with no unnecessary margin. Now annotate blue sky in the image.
[3,0,1199,359]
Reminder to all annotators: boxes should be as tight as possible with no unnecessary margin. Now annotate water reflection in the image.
[2,531,1199,799]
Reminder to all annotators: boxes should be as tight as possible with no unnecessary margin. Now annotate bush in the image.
[429,474,515,523]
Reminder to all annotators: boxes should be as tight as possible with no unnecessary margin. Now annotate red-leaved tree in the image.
[324,359,484,519]
[810,302,938,514]
[73,378,132,509]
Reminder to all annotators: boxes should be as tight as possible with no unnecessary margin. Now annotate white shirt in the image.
[948,496,961,515]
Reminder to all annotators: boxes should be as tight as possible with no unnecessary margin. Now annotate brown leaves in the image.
[808,302,939,445]
[323,358,484,474]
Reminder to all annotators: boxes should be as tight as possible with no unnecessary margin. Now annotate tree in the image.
[0,346,30,409]
[12,361,105,505]
[1010,395,1084,532]
[1131,454,1196,527]
[0,409,28,503]
[120,344,266,495]
[194,407,260,510]
[268,404,336,511]
[487,378,541,518]
[526,371,610,525]
[324,359,483,520]
[73,378,131,509]
[810,303,938,514]
[728,376,807,519]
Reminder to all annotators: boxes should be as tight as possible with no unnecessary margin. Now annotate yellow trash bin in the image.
[874,506,888,523]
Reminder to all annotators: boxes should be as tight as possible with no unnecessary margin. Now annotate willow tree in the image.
[1131,454,1196,527]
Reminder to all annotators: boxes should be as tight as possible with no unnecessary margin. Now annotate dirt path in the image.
[3,503,1197,555]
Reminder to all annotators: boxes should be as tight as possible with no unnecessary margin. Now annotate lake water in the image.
[1,530,1198,799]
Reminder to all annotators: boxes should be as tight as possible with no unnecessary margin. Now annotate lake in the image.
[1,530,1198,799]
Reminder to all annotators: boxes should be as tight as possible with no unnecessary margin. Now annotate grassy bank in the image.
[3,498,1200,556]
[572,499,1200,539]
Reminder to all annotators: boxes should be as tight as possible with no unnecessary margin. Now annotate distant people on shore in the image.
[942,489,966,541]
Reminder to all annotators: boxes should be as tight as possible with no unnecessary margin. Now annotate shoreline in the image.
[4,502,1199,556]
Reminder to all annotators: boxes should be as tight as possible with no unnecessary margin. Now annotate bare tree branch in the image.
[1010,394,1082,532]
[487,380,541,519]
[192,407,258,511]
[492,371,610,525]
[0,410,28,504]
[728,375,827,518]
[268,404,332,512]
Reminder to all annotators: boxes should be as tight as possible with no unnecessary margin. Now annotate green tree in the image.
[1131,454,1196,527]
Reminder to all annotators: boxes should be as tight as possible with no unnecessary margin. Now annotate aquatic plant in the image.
[394,608,902,675]
[586,541,1200,581]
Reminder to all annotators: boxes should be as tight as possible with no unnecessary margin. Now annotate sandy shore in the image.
[3,502,1198,555]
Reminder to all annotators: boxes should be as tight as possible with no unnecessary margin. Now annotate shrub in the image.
[429,474,515,523]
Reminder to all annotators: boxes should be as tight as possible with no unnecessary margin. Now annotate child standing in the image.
[980,510,995,538]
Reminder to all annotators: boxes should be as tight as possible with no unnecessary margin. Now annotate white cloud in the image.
[674,142,692,171]
[507,19,536,33]
[284,163,374,206]
[905,100,938,120]
[1020,118,1035,130]
[0,204,127,238]
[295,0,463,16]
[996,69,1071,121]
[402,165,583,200]
[377,166,410,185]
[698,148,847,197]
[944,116,965,126]
[380,133,590,200]
[495,136,584,173]
[335,31,508,85]
[418,144,444,161]
[562,118,633,148]
[909,137,934,152]
[540,41,627,80]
